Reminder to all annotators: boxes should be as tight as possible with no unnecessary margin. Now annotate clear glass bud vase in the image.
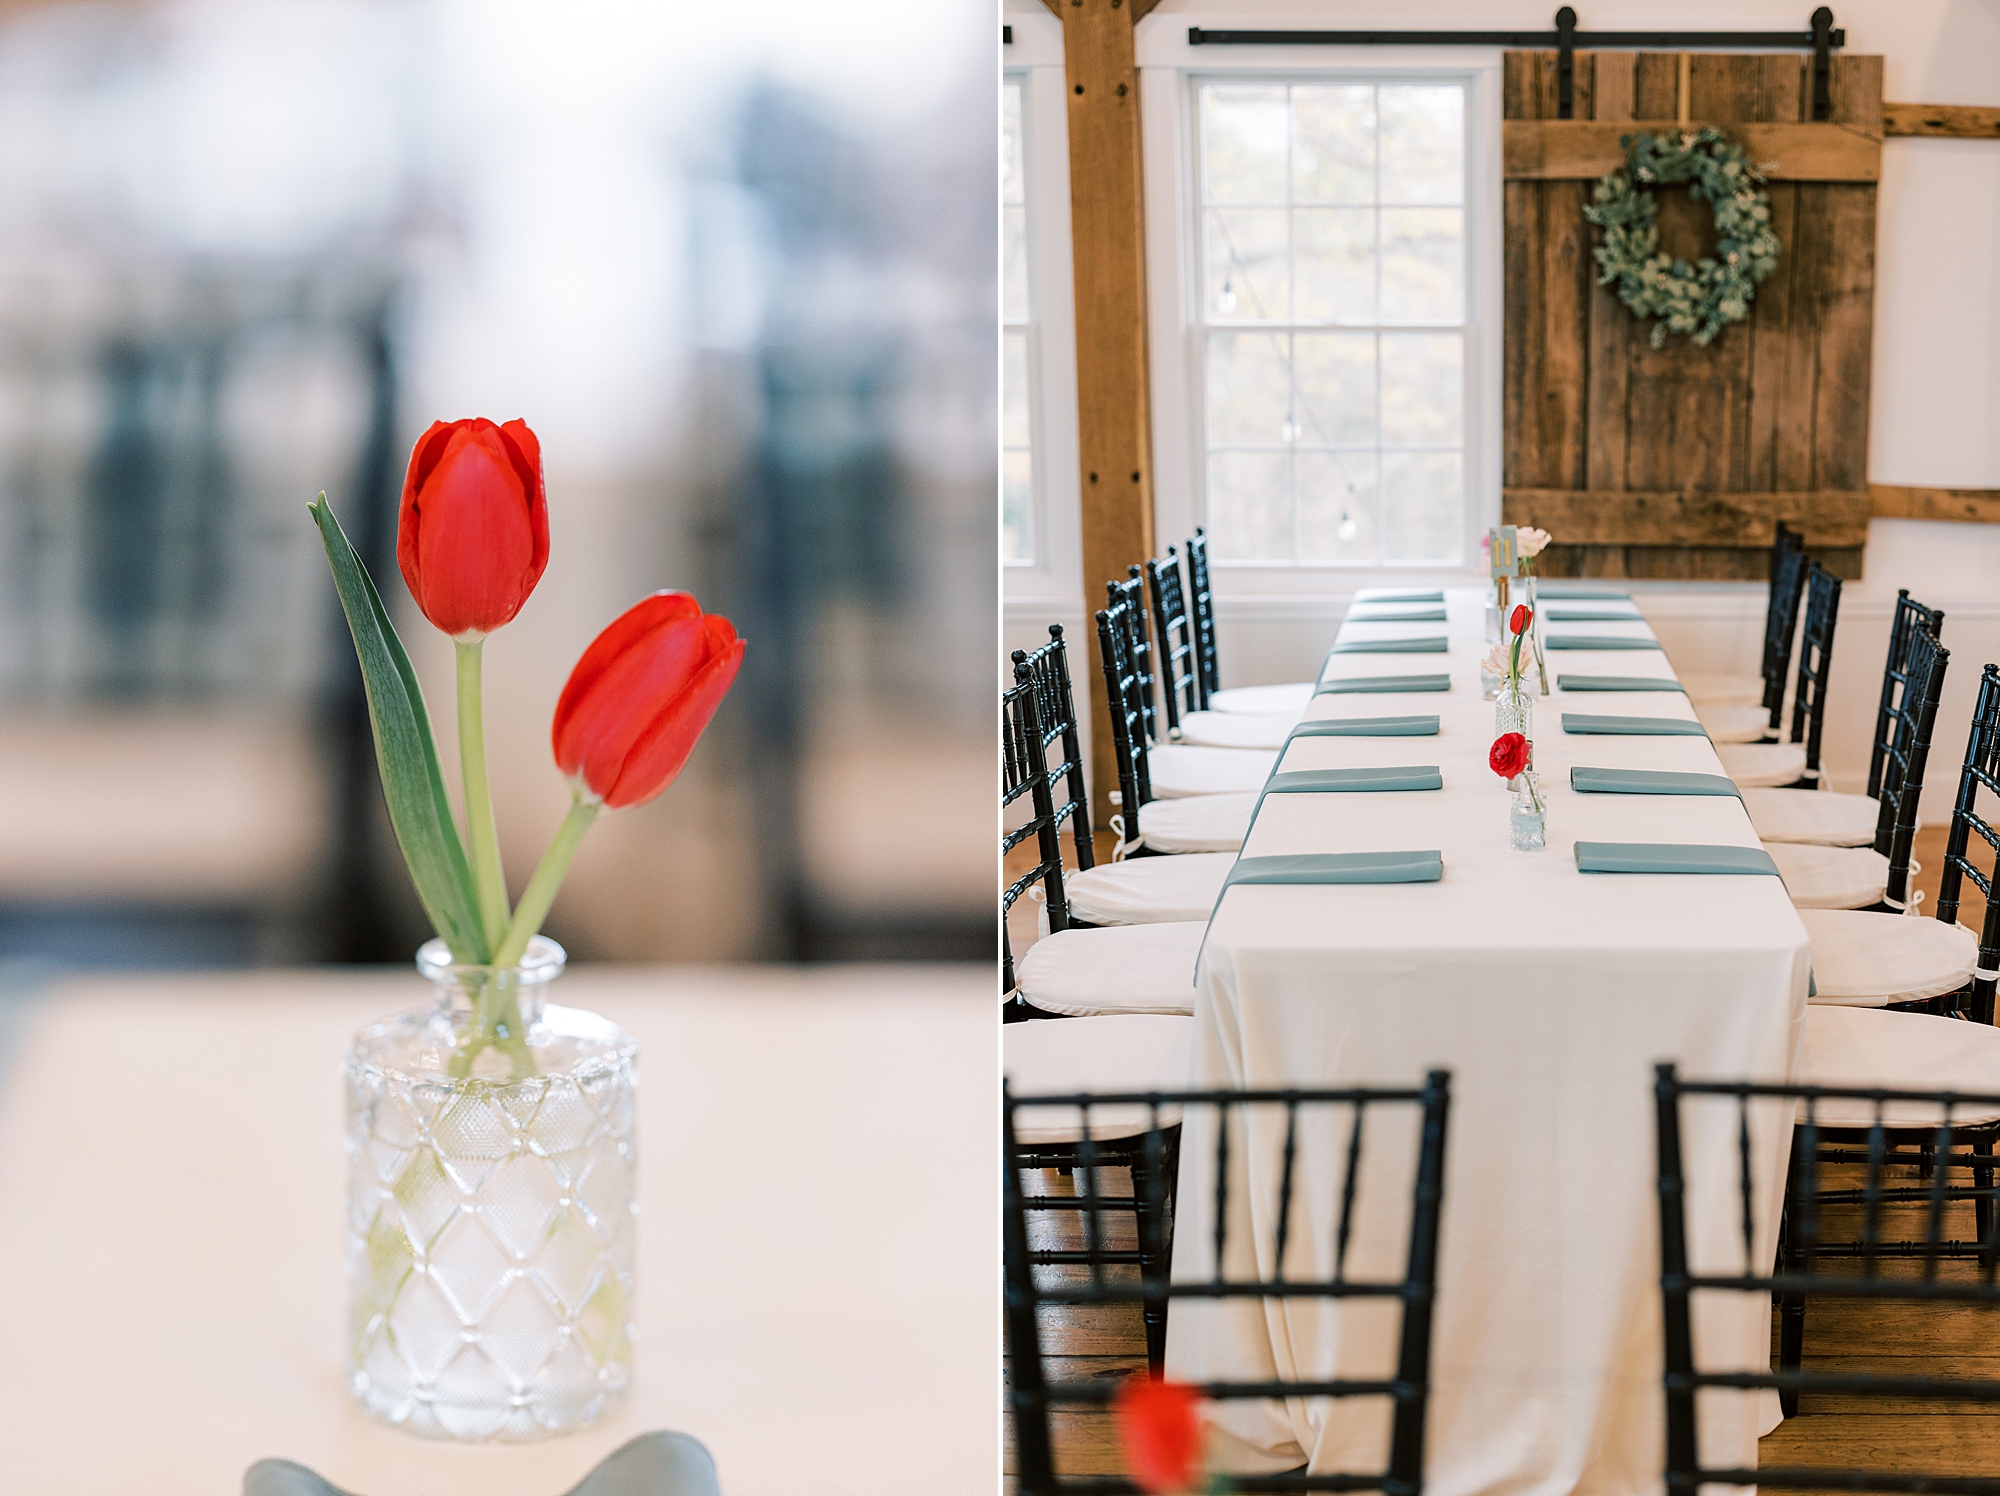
[1495,678,1534,741]
[345,937,638,1441]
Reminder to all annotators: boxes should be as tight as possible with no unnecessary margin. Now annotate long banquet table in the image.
[0,963,991,1496]
[1169,587,1811,1495]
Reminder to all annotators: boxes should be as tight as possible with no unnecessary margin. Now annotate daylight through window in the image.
[1198,80,1467,565]
[1002,78,1034,565]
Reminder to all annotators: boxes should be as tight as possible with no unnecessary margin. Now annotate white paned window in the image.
[1197,80,1468,565]
[1002,77,1034,565]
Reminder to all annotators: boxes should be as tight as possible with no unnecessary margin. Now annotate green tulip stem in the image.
[455,639,511,951]
[492,797,601,970]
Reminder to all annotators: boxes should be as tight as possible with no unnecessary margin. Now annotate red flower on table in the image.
[1510,603,1532,637]
[1490,732,1530,780]
[1112,1374,1204,1493]
[396,417,549,639]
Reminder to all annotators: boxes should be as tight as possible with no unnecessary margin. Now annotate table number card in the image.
[1489,525,1519,579]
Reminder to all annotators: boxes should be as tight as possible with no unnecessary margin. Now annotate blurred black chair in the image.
[1186,527,1221,704]
[1013,625,1096,876]
[1006,1073,1451,1495]
[1870,591,1949,798]
[1144,549,1203,733]
[1716,561,1839,790]
[1655,1062,2000,1482]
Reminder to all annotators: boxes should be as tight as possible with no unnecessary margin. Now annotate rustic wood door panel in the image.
[1500,50,1882,580]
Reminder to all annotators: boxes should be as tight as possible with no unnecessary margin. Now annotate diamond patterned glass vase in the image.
[345,937,638,1441]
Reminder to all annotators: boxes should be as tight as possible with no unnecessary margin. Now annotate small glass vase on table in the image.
[1493,602,1536,739]
[314,417,746,1442]
[1490,730,1546,851]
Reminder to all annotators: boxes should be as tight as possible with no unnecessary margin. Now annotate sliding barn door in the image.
[1501,50,1882,579]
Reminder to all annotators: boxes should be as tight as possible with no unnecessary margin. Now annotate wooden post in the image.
[1051,0,1157,828]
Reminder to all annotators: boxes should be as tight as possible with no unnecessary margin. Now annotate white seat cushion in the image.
[1207,682,1314,717]
[1680,671,1766,706]
[1148,742,1279,798]
[1016,922,1205,1018]
[1716,741,1807,788]
[1176,711,1294,750]
[1136,792,1256,855]
[1696,702,1773,744]
[1066,852,1235,926]
[1767,842,1889,910]
[1005,1014,1193,1142]
[1801,908,1978,1006]
[1744,788,1886,847]
[1800,1006,2000,1128]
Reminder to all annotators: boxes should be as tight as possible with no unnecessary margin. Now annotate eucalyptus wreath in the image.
[1582,127,1781,349]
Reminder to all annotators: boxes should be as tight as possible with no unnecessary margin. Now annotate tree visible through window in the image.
[1198,80,1467,564]
[1003,77,1033,565]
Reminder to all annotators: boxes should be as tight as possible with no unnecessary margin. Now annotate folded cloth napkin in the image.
[1289,715,1439,739]
[1544,608,1641,621]
[1226,850,1444,886]
[1346,606,1448,622]
[1558,674,1686,693]
[244,1434,721,1496]
[1574,842,1780,875]
[1198,850,1444,976]
[1263,766,1443,795]
[1538,586,1633,600]
[1570,766,1740,797]
[1361,589,1445,603]
[1543,635,1663,651]
[1316,673,1451,695]
[1561,713,1708,736]
[1332,636,1449,653]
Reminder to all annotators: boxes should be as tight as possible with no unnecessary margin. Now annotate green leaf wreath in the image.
[1582,127,1780,348]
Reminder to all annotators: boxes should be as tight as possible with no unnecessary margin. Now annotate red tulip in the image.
[1490,732,1530,780]
[397,418,550,638]
[1112,1376,1204,1494]
[553,592,745,810]
[1510,604,1532,637]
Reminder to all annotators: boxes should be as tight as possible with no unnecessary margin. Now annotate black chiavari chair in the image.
[1004,671,1072,1003]
[1717,561,1839,789]
[1940,663,2000,1027]
[1097,598,1156,830]
[1007,1074,1452,1495]
[1657,1063,2000,1482]
[1187,527,1221,703]
[1145,548,1204,733]
[1015,625,1096,875]
[1754,526,1811,738]
[1107,567,1165,747]
[1866,623,1949,916]
[1870,591,1949,800]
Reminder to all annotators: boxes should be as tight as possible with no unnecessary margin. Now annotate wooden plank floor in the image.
[1006,826,1997,1483]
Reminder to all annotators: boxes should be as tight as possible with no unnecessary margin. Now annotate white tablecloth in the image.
[1171,589,1809,1495]
[0,964,992,1496]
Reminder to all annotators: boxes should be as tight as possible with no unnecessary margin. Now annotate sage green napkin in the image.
[1561,713,1708,737]
[1316,673,1451,695]
[1289,716,1439,738]
[1570,766,1740,797]
[1227,850,1444,885]
[1264,766,1443,794]
[1347,606,1447,623]
[1558,674,1686,693]
[1361,590,1444,603]
[1545,608,1641,621]
[1539,586,1633,600]
[1333,636,1449,653]
[1544,634,1663,650]
[1574,842,1780,876]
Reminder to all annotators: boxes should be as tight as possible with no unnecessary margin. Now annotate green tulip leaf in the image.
[310,494,490,964]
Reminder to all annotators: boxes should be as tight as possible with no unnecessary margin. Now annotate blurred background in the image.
[0,0,995,968]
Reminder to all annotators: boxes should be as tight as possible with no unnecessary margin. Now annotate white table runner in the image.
[1171,588,1809,1495]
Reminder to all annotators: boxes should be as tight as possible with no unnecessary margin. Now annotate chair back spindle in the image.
[1095,601,1157,854]
[1868,625,1949,915]
[1013,625,1096,873]
[1106,569,1160,747]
